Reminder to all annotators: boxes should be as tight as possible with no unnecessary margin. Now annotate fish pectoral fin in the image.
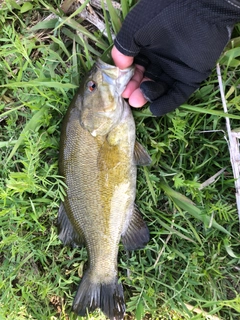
[134,141,151,166]
[57,202,85,247]
[121,205,150,251]
[73,269,125,320]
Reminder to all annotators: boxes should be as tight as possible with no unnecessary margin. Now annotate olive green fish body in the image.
[60,101,136,276]
[58,60,150,320]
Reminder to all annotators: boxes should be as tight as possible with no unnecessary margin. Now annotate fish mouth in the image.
[96,59,134,95]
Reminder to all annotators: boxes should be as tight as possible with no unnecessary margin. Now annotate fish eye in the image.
[87,80,97,92]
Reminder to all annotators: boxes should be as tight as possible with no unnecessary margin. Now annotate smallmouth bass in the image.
[58,59,151,320]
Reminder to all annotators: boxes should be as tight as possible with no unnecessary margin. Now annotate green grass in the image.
[0,1,240,319]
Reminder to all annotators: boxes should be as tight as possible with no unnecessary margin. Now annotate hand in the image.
[112,0,240,116]
[112,46,148,108]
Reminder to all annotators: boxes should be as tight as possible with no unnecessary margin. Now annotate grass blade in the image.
[102,0,114,45]
[5,106,48,164]
[121,0,129,19]
[181,104,240,119]
[59,17,108,50]
[0,80,77,89]
[159,180,231,236]
[105,0,122,34]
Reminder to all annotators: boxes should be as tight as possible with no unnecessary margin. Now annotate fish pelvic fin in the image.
[134,141,151,166]
[57,202,85,247]
[121,205,150,251]
[72,269,125,320]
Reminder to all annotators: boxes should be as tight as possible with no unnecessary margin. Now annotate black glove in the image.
[114,0,240,116]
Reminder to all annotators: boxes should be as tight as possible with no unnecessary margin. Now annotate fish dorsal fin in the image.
[134,141,151,166]
[121,205,149,251]
[58,202,85,247]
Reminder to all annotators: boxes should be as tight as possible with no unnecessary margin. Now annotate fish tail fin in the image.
[72,269,125,320]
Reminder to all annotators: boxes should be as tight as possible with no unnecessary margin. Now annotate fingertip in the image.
[111,46,134,69]
[128,88,148,108]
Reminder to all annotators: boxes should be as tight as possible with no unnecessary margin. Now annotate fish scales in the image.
[61,107,135,274]
[58,59,151,320]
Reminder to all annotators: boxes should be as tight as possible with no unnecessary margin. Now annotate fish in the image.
[58,59,151,320]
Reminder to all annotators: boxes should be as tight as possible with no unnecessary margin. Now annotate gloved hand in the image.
[112,0,240,116]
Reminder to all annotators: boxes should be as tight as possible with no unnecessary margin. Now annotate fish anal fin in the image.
[121,205,150,251]
[72,270,125,320]
[134,141,151,166]
[57,202,85,247]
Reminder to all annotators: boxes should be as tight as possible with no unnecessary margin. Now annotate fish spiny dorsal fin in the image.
[134,141,151,166]
[121,205,150,251]
[57,202,85,247]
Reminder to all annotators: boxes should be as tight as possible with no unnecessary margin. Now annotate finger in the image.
[111,45,134,69]
[140,81,168,101]
[127,77,152,108]
[122,64,145,98]
[146,81,198,116]
[128,88,148,108]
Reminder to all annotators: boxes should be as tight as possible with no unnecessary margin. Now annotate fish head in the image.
[79,59,134,137]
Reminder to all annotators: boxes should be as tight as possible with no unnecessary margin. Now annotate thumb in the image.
[111,45,134,69]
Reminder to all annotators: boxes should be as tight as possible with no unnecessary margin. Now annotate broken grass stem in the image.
[216,63,240,227]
